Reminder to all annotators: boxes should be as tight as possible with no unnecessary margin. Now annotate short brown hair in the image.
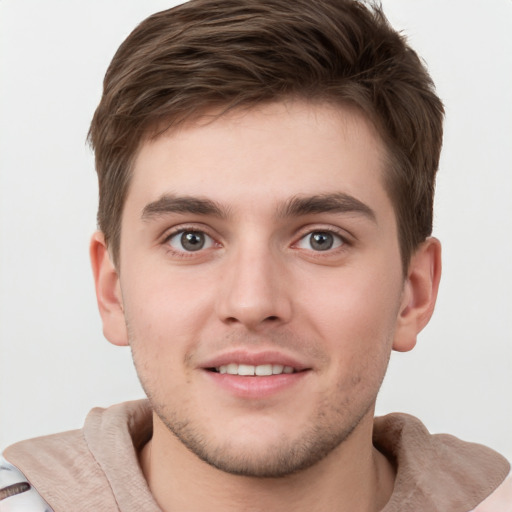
[88,0,444,270]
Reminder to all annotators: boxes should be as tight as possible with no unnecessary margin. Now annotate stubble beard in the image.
[141,382,377,479]
[129,328,391,479]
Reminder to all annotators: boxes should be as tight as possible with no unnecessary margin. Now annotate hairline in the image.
[106,96,414,275]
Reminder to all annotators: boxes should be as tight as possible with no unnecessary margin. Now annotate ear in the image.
[90,231,128,346]
[393,237,442,352]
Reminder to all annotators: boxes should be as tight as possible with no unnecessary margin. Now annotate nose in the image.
[215,242,292,330]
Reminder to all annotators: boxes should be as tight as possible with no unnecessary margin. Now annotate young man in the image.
[1,0,510,510]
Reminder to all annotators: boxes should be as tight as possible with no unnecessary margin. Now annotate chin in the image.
[153,398,371,478]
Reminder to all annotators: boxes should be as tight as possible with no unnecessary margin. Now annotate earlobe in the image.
[90,231,129,346]
[393,237,442,352]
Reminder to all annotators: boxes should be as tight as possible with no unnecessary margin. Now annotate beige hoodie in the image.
[1,400,510,511]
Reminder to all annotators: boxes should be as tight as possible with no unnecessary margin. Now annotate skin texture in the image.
[91,100,441,511]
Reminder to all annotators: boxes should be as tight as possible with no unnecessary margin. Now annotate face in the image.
[117,101,407,477]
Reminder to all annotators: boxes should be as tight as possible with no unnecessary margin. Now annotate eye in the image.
[167,230,214,252]
[296,231,344,251]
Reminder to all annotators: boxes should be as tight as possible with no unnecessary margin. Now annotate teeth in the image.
[238,364,255,376]
[272,364,284,374]
[226,363,238,374]
[255,364,272,376]
[215,364,296,376]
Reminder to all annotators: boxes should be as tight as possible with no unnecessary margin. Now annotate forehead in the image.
[126,100,391,219]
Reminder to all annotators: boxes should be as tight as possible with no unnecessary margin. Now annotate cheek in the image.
[122,264,215,341]
[304,266,403,362]
[121,264,224,397]
[309,272,400,412]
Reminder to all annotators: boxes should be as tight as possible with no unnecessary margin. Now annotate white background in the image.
[1,0,511,462]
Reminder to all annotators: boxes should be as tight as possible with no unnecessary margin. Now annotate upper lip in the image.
[200,350,311,371]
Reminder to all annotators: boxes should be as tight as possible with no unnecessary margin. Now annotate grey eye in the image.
[168,231,213,252]
[297,231,343,251]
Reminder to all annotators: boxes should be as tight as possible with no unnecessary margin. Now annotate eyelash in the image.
[162,225,219,258]
[293,227,351,255]
[161,225,351,258]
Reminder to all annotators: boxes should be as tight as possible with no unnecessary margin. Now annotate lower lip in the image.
[203,370,310,399]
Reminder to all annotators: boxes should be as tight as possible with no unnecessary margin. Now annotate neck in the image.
[139,411,395,512]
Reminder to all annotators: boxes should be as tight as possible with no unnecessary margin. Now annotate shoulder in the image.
[0,400,152,511]
[1,428,113,511]
[0,456,53,511]
[471,471,512,511]
[375,413,511,512]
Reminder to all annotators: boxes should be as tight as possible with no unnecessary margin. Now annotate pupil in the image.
[181,232,204,251]
[311,232,333,251]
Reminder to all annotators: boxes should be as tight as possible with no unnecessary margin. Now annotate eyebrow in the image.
[141,192,376,223]
[278,193,377,222]
[141,194,227,220]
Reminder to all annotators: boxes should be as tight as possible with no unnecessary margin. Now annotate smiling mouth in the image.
[209,364,301,376]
